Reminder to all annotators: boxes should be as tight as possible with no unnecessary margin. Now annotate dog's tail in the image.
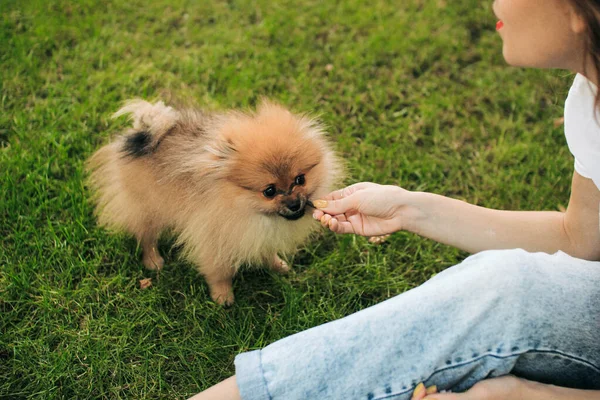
[87,99,179,234]
[113,99,180,155]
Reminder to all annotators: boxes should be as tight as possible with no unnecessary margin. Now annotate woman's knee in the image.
[446,249,598,331]
[478,248,541,279]
[433,248,542,296]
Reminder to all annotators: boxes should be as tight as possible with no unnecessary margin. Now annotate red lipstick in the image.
[496,20,504,30]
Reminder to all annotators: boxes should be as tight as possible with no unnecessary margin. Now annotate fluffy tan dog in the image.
[87,99,343,305]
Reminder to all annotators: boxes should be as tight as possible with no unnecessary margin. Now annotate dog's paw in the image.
[142,251,164,270]
[211,289,235,307]
[271,255,291,274]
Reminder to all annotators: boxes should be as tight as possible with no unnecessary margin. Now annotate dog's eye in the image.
[295,174,305,186]
[263,185,277,198]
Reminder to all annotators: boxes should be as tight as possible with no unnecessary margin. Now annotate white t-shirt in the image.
[564,73,600,190]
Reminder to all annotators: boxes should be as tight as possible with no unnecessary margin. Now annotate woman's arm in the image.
[412,376,600,400]
[316,172,600,260]
[402,171,600,260]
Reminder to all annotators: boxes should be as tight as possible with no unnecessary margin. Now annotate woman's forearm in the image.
[402,192,573,256]
[398,172,600,260]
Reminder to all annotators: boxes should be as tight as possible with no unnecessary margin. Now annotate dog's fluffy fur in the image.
[87,99,343,305]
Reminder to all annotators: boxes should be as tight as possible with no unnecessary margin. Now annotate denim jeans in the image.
[234,249,600,399]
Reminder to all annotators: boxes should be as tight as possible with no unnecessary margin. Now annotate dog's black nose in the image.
[285,199,302,212]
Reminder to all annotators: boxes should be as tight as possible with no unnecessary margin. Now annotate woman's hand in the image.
[312,182,412,237]
[411,376,524,400]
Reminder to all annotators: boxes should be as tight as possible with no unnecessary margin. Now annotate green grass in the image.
[1,0,574,398]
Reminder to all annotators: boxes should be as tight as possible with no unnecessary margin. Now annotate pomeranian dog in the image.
[87,99,343,305]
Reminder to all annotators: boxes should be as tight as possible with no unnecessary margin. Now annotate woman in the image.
[193,0,600,398]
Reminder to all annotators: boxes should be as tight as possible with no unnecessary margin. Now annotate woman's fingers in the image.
[314,195,356,215]
[314,182,374,208]
[412,383,442,400]
[313,211,347,223]
[318,214,356,234]
[423,394,464,400]
[328,218,356,234]
[321,187,351,201]
[412,383,428,400]
[323,182,373,200]
[320,214,332,227]
[332,214,347,222]
[314,211,355,233]
[327,217,338,231]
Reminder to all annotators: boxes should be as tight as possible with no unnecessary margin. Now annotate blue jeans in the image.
[234,249,600,399]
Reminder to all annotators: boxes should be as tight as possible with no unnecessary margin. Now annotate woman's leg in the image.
[201,249,600,399]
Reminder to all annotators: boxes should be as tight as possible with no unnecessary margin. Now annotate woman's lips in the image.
[496,20,504,30]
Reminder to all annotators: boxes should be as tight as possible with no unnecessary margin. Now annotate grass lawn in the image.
[1,0,574,398]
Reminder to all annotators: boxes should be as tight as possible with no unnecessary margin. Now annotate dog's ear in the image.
[205,135,237,163]
[255,98,325,140]
[256,97,292,118]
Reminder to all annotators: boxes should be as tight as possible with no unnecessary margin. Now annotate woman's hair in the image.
[569,0,600,109]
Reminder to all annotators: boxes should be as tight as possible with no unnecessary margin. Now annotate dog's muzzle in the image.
[278,198,307,221]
